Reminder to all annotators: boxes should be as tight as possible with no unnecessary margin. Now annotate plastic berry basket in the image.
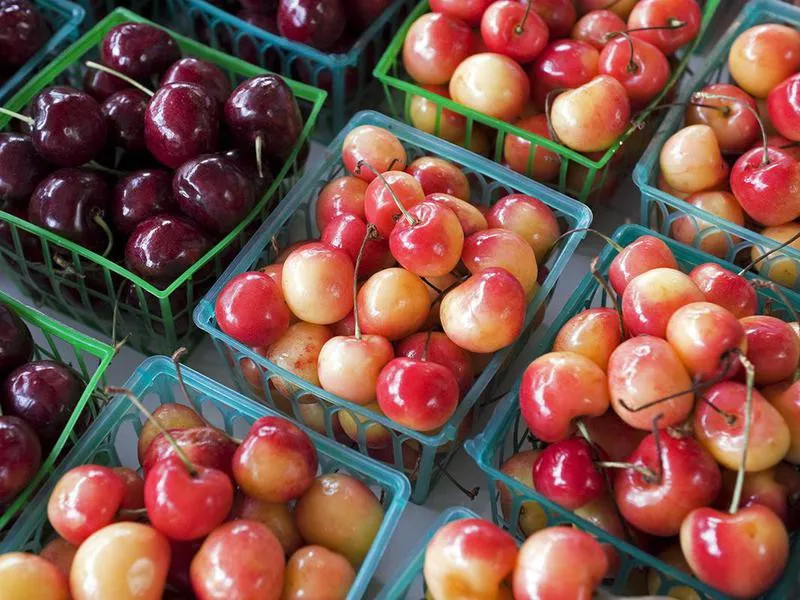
[0,8,326,356]
[193,110,592,504]
[0,289,114,537]
[176,0,416,142]
[373,0,721,204]
[0,355,410,600]
[634,0,800,290]
[464,224,800,599]
[0,0,85,103]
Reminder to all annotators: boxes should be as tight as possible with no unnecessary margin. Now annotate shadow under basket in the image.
[0,8,326,356]
[0,290,114,543]
[1,355,410,600]
[465,224,800,599]
[194,110,592,504]
[634,0,800,291]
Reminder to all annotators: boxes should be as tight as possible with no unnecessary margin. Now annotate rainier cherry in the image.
[532,437,604,510]
[689,262,757,319]
[552,307,622,371]
[685,84,760,153]
[215,271,291,348]
[342,126,407,182]
[659,124,728,194]
[599,34,670,108]
[621,267,704,338]
[357,267,430,341]
[389,200,464,277]
[728,23,800,98]
[480,1,549,64]
[461,228,538,297]
[402,13,472,86]
[450,53,530,122]
[406,156,471,200]
[627,0,701,55]
[363,170,426,238]
[608,234,678,295]
[486,193,560,264]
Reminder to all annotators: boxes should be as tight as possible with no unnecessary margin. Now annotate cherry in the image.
[315,176,368,231]
[39,538,77,579]
[125,214,213,287]
[608,234,678,295]
[520,351,610,443]
[110,169,176,235]
[450,53,530,122]
[321,214,394,279]
[390,201,464,277]
[480,1,548,64]
[0,553,68,600]
[357,267,430,340]
[82,68,130,103]
[659,124,728,194]
[101,23,180,80]
[231,494,303,556]
[426,193,487,237]
[529,40,600,109]
[161,57,231,107]
[627,0,701,55]
[113,467,145,517]
[608,335,694,430]
[0,303,33,377]
[137,406,206,468]
[283,545,356,600]
[462,228,538,297]
[527,0,577,38]
[729,23,800,99]
[145,82,220,169]
[686,84,760,153]
[0,0,48,68]
[503,114,561,182]
[770,382,800,465]
[402,12,472,86]
[396,331,474,397]
[533,438,604,510]
[47,465,126,546]
[689,262,757,319]
[362,170,425,239]
[731,145,800,227]
[264,322,333,401]
[342,126,407,183]
[616,429,721,536]
[406,157,470,201]
[621,267,704,338]
[498,450,548,536]
[0,133,50,209]
[716,467,791,526]
[277,0,346,49]
[440,267,525,353]
[486,193,560,264]
[599,35,670,108]
[572,9,626,50]
[232,416,318,503]
[583,410,646,462]
[0,416,40,504]
[552,307,622,371]
[741,315,800,386]
[376,356,459,432]
[141,427,238,479]
[670,191,745,258]
[100,89,146,155]
[424,518,518,600]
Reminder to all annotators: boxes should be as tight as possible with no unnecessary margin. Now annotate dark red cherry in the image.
[2,360,84,444]
[30,87,108,167]
[101,22,181,80]
[173,154,255,235]
[161,58,232,107]
[277,0,346,50]
[82,68,131,103]
[28,168,111,255]
[0,303,33,378]
[124,214,213,287]
[111,169,176,235]
[234,10,281,72]
[239,0,279,11]
[0,415,41,504]
[0,0,49,69]
[222,148,274,197]
[0,132,50,208]
[101,89,147,153]
[144,82,220,169]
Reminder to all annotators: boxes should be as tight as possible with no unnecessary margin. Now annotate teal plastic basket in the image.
[634,0,800,291]
[0,0,85,102]
[465,224,800,599]
[194,110,592,504]
[1,355,410,599]
[179,0,415,141]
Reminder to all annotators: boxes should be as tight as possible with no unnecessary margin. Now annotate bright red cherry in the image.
[315,176,368,231]
[688,262,758,319]
[599,35,670,108]
[429,0,494,25]
[572,9,626,50]
[402,12,473,85]
[215,272,291,347]
[532,438,604,510]
[627,0,702,55]
[731,146,800,226]
[363,171,426,239]
[528,40,600,109]
[740,315,800,386]
[396,332,474,397]
[389,201,464,277]
[320,214,394,279]
[608,234,678,295]
[768,72,800,141]
[480,1,549,64]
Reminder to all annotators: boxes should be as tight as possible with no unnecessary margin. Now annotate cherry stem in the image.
[436,460,479,500]
[739,229,800,275]
[84,61,154,97]
[596,460,659,484]
[171,347,193,406]
[693,92,768,165]
[698,394,738,426]
[0,107,33,126]
[624,19,686,35]
[650,414,666,485]
[106,386,197,477]
[117,507,148,520]
[515,0,533,35]
[422,328,433,362]
[421,277,443,294]
[555,227,625,253]
[729,353,755,515]
[606,31,639,74]
[52,255,85,279]
[749,279,800,324]
[590,257,625,338]
[255,135,264,179]
[355,160,416,226]
[353,224,378,340]
[91,211,114,258]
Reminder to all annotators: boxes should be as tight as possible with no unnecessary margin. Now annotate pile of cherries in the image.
[0,0,50,86]
[502,233,800,598]
[657,19,800,289]
[0,21,304,306]
[422,516,609,599]
[215,124,560,446]
[0,302,86,511]
[402,0,703,175]
[0,385,386,599]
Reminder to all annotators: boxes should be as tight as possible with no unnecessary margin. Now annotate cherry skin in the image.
[729,23,800,99]
[30,87,107,167]
[215,271,291,348]
[230,494,303,557]
[599,36,670,108]
[161,57,231,107]
[0,305,33,378]
[357,267,430,341]
[503,114,561,182]
[315,176,368,231]
[685,83,760,153]
[450,53,530,122]
[440,267,526,353]
[608,335,694,430]
[114,467,145,517]
[283,545,356,600]
[109,169,174,235]
[513,527,608,600]
[429,0,494,26]
[317,333,394,405]
[232,416,318,503]
[695,382,790,472]
[769,71,800,141]
[583,410,647,462]
[740,315,800,386]
[615,430,721,537]
[101,89,147,154]
[572,9,626,50]
[716,468,792,526]
[486,193,560,264]
[552,307,622,371]
[264,322,333,402]
[427,193,487,237]
[342,126,407,184]
[670,190,745,258]
[0,552,69,600]
[363,170,425,239]
[144,457,233,541]
[424,518,518,600]
[461,228,538,297]
[0,416,40,504]
[402,12,472,86]
[277,0,346,49]
[376,357,459,432]
[0,0,48,68]
[529,40,600,109]
[145,82,219,169]
[731,146,800,226]
[0,132,50,208]
[498,450,548,536]
[689,262,757,319]
[101,22,180,79]
[480,1,548,64]
[520,351,610,443]
[141,427,238,479]
[191,520,286,600]
[527,0,577,38]
[680,505,789,598]
[47,465,126,546]
[608,234,678,295]
[396,331,474,397]
[532,438,604,510]
[627,0,702,56]
[406,156,470,201]
[390,201,464,277]
[770,381,800,464]
[659,124,729,194]
[321,214,394,279]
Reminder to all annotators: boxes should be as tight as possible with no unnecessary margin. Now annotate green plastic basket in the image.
[635,0,800,291]
[373,0,721,204]
[0,8,326,356]
[465,224,800,599]
[195,110,592,504]
[0,290,114,536]
[1,356,411,600]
